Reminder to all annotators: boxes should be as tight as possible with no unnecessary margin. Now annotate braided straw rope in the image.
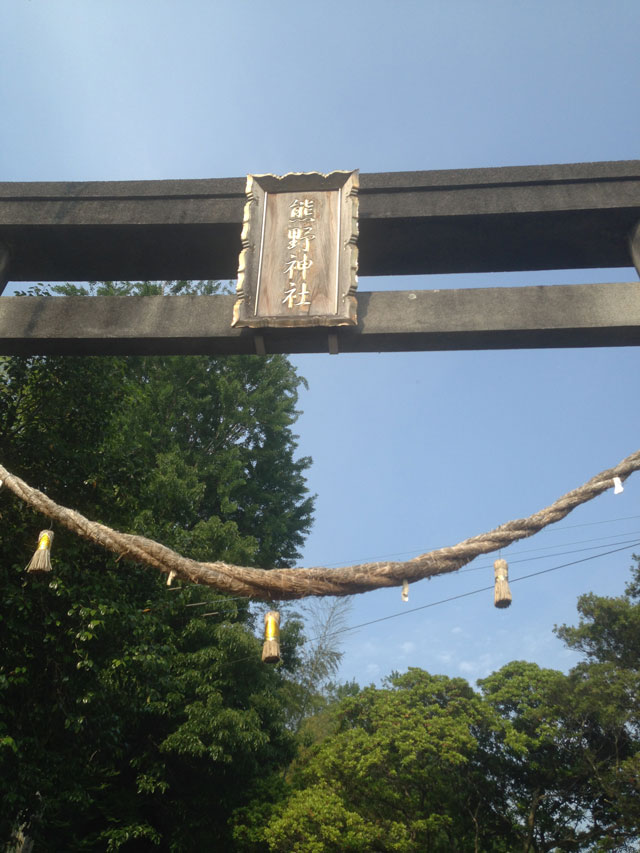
[1,450,639,599]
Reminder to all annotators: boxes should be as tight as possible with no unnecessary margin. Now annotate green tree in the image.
[555,558,640,848]
[555,556,640,671]
[479,661,604,852]
[477,560,640,852]
[236,669,512,852]
[238,564,640,852]
[0,284,314,849]
[280,597,352,737]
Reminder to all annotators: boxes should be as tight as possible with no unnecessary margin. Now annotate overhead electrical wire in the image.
[153,528,640,624]
[162,531,640,614]
[316,515,640,570]
[458,534,640,573]
[310,539,640,642]
[219,539,640,668]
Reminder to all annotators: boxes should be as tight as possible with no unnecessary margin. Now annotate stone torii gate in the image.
[0,159,639,356]
[1,158,640,597]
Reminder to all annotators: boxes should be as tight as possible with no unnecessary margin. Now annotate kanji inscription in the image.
[232,171,359,328]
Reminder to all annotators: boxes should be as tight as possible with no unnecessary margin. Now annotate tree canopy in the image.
[1,281,638,851]
[0,284,315,849]
[238,559,640,852]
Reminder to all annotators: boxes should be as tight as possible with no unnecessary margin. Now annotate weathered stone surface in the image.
[630,222,640,277]
[1,283,638,356]
[0,244,9,296]
[1,161,639,282]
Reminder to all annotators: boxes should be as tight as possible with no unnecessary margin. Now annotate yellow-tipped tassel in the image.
[262,610,281,663]
[494,558,512,608]
[27,530,54,574]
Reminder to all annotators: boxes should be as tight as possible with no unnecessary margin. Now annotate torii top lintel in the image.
[0,160,639,355]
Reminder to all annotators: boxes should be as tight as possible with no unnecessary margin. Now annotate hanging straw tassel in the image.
[27,529,54,574]
[262,610,281,663]
[494,558,512,608]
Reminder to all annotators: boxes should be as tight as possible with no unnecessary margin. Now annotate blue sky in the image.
[2,0,640,686]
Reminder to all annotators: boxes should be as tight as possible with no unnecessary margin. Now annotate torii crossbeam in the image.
[1,159,639,355]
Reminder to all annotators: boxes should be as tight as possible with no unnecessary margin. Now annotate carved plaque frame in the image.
[232,170,359,328]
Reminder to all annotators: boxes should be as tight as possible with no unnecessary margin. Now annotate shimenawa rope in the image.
[0,450,638,599]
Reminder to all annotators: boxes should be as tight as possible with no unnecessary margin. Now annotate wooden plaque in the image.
[232,171,359,328]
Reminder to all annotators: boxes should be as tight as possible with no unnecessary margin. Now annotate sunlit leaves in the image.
[0,292,313,848]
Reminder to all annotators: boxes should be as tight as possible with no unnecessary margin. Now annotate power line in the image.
[459,534,640,573]
[314,540,640,641]
[222,539,640,668]
[160,533,640,622]
[312,515,640,570]
[164,528,640,613]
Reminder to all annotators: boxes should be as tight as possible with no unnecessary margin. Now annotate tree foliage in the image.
[479,658,639,852]
[280,598,352,736]
[235,670,513,852]
[239,562,640,852]
[2,281,639,851]
[555,558,640,671]
[0,282,314,849]
[552,559,640,848]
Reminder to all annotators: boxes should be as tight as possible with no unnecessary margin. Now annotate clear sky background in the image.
[2,0,639,687]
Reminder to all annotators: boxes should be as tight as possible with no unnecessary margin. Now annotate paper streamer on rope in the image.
[1,449,639,599]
